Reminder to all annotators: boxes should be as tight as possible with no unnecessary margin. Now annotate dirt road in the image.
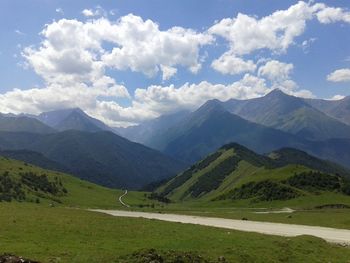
[90,209,350,244]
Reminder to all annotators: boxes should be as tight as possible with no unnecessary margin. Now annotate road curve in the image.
[118,190,130,208]
[90,209,350,244]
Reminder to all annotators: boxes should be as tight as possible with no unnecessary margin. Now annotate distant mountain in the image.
[115,110,190,145]
[0,114,55,134]
[136,99,350,169]
[305,96,350,126]
[37,108,113,132]
[0,130,186,189]
[157,143,350,203]
[151,99,307,163]
[222,89,350,141]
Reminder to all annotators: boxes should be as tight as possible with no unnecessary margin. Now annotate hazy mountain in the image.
[222,89,350,141]
[157,143,350,202]
[37,108,113,132]
[0,130,186,189]
[305,96,350,125]
[115,110,190,145]
[154,100,307,163]
[138,99,350,169]
[0,114,55,134]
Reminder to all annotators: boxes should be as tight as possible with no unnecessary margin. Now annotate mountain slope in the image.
[0,156,149,208]
[0,130,186,189]
[305,96,350,125]
[116,110,190,145]
[37,108,113,132]
[0,115,55,134]
[157,143,350,204]
[0,149,68,173]
[154,100,308,163]
[222,89,350,141]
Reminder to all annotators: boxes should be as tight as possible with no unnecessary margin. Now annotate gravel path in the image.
[90,209,350,244]
[118,190,130,208]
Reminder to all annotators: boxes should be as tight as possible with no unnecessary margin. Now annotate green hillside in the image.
[157,143,350,207]
[0,156,149,209]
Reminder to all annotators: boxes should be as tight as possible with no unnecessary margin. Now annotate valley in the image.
[2,1,350,261]
[1,90,350,262]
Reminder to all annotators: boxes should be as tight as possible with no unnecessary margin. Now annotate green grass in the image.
[1,203,350,263]
[0,156,154,209]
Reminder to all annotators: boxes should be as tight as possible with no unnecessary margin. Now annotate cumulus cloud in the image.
[316,5,350,24]
[208,1,350,76]
[24,15,212,83]
[100,14,213,78]
[258,60,294,82]
[211,52,256,75]
[209,1,322,56]
[7,2,350,125]
[327,68,350,82]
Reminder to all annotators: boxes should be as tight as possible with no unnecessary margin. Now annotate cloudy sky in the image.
[0,0,349,126]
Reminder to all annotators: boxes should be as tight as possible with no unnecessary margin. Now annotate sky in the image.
[0,0,349,126]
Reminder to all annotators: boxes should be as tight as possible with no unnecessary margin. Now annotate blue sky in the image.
[0,0,349,126]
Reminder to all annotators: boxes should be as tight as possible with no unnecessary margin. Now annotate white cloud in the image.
[24,15,212,83]
[9,3,350,125]
[101,14,213,78]
[209,2,321,56]
[160,65,177,81]
[207,1,350,76]
[256,60,313,98]
[328,94,345,100]
[301,37,317,53]
[56,8,64,15]
[327,68,350,82]
[211,52,256,75]
[258,60,293,82]
[82,9,98,17]
[316,5,350,24]
[15,29,25,36]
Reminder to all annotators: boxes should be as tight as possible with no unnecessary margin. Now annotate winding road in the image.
[118,190,130,208]
[90,209,350,244]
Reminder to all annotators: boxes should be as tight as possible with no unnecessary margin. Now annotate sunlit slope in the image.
[0,156,148,208]
[157,143,350,206]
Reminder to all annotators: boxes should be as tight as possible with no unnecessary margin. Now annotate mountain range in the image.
[118,89,350,168]
[1,89,350,189]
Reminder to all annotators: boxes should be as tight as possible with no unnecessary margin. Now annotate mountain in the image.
[37,108,113,132]
[0,114,55,134]
[0,149,68,173]
[222,89,350,141]
[115,110,190,145]
[0,130,186,189]
[135,99,350,169]
[156,143,350,204]
[149,99,308,163]
[305,96,350,125]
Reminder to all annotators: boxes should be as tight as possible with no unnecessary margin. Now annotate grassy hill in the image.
[0,156,151,209]
[157,143,350,208]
